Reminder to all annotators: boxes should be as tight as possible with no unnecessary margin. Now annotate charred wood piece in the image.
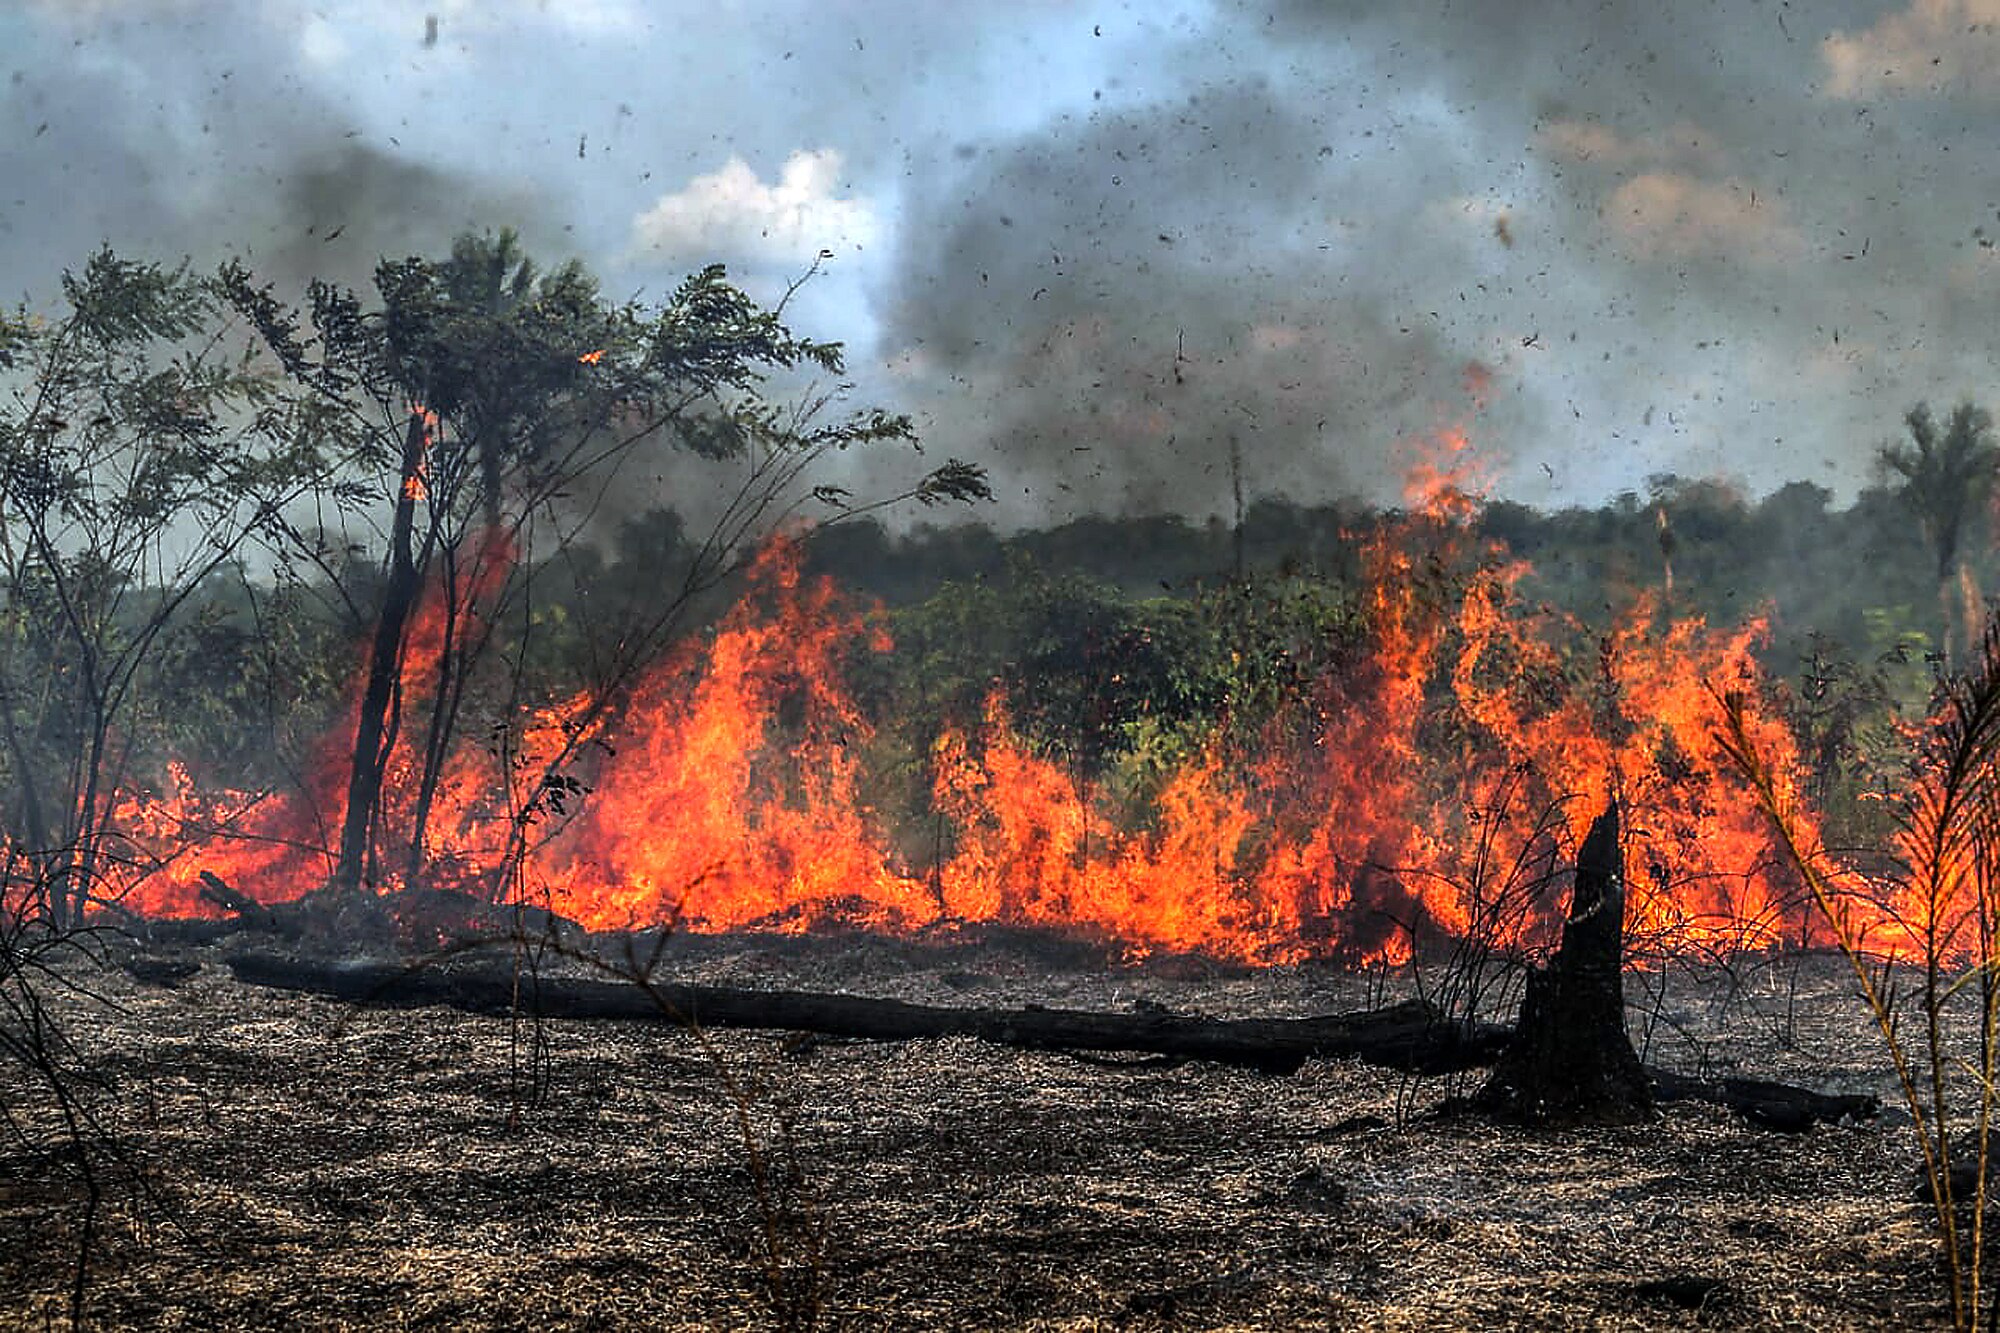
[197,872,292,936]
[223,951,1511,1076]
[1478,800,1655,1126]
[1649,1071,1877,1133]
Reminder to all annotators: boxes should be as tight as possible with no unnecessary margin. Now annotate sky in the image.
[5,0,1999,527]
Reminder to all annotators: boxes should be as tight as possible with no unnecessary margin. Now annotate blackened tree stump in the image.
[1477,799,1655,1126]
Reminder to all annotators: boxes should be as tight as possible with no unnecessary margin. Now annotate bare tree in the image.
[0,249,345,1325]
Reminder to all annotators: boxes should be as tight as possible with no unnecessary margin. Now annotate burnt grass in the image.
[0,928,1944,1330]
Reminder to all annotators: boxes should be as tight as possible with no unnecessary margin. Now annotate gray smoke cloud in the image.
[0,5,559,304]
[244,142,560,297]
[7,1,2000,525]
[879,0,2000,519]
[886,78,1515,519]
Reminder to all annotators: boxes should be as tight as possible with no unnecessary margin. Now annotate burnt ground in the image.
[0,928,1943,1330]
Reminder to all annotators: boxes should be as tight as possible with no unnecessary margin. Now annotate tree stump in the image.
[1477,799,1654,1126]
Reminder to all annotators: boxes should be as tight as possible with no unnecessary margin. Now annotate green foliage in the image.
[888,561,1218,770]
[142,569,350,783]
[1195,571,1367,741]
[864,556,1364,843]
[1878,400,1998,583]
[0,247,338,919]
[1774,632,1908,854]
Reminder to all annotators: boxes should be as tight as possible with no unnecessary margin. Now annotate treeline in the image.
[136,464,1969,847]
[803,477,1963,667]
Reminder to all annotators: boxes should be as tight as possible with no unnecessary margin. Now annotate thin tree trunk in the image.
[335,412,430,892]
[406,529,514,891]
[404,545,463,888]
[0,685,53,916]
[65,718,110,925]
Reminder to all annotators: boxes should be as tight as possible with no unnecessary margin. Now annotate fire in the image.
[930,705,1275,958]
[1402,428,1481,512]
[578,349,606,365]
[402,404,439,501]
[88,426,1887,966]
[533,545,932,932]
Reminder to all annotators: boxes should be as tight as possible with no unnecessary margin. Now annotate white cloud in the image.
[1823,0,2000,99]
[628,149,880,268]
[298,15,348,67]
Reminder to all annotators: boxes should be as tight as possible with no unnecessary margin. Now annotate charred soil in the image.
[0,932,1940,1330]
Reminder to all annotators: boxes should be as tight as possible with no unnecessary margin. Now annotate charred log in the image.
[215,949,1878,1130]
[223,950,1509,1076]
[95,873,288,950]
[116,852,1874,1132]
[1648,1071,1876,1133]
[116,882,576,952]
[1477,800,1656,1126]
[197,871,292,936]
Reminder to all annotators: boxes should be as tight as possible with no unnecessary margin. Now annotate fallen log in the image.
[96,872,304,950]
[224,950,1510,1075]
[198,871,293,936]
[114,882,574,951]
[1648,1070,1877,1133]
[218,951,1881,1129]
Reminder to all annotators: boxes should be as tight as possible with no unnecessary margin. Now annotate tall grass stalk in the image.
[1717,622,2000,1331]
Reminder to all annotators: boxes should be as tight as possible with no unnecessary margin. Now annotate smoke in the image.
[884,77,1537,523]
[1247,0,2000,496]
[245,142,560,295]
[0,4,560,305]
[880,0,2000,515]
[11,0,2000,521]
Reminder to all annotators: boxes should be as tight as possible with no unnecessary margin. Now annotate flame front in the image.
[97,431,1885,965]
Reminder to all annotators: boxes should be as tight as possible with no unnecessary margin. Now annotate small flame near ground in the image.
[92,427,1907,965]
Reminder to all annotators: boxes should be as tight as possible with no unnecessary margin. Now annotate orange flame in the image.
[88,428,1902,967]
[402,404,439,501]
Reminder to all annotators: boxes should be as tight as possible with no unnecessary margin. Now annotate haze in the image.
[5,0,1991,526]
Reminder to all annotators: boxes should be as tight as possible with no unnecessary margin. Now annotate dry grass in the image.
[0,932,1944,1330]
